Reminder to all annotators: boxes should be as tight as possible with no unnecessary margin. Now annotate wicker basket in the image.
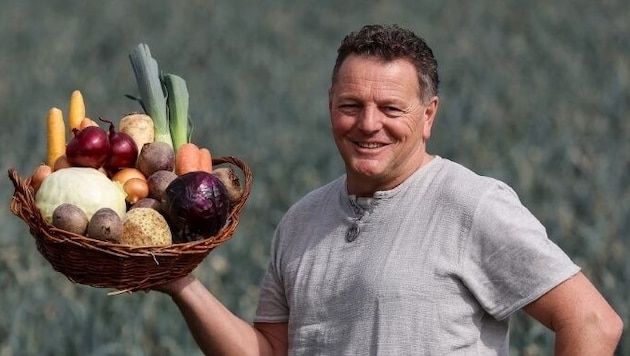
[7,156,252,294]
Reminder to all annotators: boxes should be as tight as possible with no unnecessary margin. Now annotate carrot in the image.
[53,155,71,171]
[68,90,86,132]
[79,117,99,130]
[46,107,66,167]
[30,164,52,193]
[198,147,213,173]
[175,142,200,175]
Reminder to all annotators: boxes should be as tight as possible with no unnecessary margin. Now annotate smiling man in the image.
[329,54,437,196]
[158,24,623,355]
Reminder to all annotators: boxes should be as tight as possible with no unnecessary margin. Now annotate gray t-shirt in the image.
[255,156,580,355]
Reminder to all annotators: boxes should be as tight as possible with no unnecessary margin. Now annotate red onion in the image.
[66,126,110,169]
[100,117,138,171]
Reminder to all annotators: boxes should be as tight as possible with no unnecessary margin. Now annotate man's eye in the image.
[384,106,402,113]
[338,104,360,112]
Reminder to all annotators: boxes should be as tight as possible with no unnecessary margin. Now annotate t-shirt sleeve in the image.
[461,182,580,320]
[254,228,290,323]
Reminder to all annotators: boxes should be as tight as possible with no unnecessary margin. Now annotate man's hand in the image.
[152,274,196,296]
[153,274,287,355]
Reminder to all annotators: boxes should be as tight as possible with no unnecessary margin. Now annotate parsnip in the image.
[119,113,154,156]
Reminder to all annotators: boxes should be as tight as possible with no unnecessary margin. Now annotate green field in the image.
[1,1,628,354]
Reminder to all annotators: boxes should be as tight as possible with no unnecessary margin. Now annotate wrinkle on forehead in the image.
[332,56,423,112]
[332,55,422,100]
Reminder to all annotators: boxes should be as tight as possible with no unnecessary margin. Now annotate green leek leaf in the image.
[129,43,173,148]
[163,73,192,153]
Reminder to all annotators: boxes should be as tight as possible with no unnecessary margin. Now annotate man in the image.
[159,24,623,355]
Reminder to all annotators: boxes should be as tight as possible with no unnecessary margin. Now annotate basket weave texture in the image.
[8,156,252,294]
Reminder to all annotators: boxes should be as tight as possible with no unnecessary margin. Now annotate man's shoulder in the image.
[429,157,513,206]
[434,157,498,187]
[283,175,345,216]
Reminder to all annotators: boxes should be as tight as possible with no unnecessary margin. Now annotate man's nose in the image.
[357,106,382,132]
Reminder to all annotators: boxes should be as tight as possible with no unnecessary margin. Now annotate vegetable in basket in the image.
[128,43,192,153]
[163,171,230,243]
[52,203,89,235]
[122,207,172,246]
[68,90,86,132]
[87,207,123,242]
[46,107,66,167]
[99,117,138,172]
[35,167,127,223]
[128,43,172,149]
[118,113,154,156]
[65,125,110,169]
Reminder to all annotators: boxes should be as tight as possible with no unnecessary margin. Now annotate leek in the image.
[163,73,192,153]
[129,43,173,148]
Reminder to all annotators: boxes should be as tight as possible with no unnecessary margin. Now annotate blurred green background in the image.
[1,0,628,354]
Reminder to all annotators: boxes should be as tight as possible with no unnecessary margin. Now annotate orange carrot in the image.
[198,147,213,173]
[79,117,99,130]
[46,107,66,167]
[53,155,71,171]
[30,164,52,193]
[175,142,200,175]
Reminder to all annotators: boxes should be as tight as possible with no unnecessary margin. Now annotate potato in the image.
[52,203,89,235]
[121,208,172,246]
[87,207,123,242]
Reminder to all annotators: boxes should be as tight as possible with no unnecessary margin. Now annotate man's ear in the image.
[423,96,439,140]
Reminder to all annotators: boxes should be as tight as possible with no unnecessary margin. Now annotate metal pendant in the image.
[346,223,360,242]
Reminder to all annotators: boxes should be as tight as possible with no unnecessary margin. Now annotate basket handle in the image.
[7,168,49,228]
[212,156,253,217]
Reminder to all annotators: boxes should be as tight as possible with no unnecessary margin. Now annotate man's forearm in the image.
[168,276,274,356]
[552,305,623,355]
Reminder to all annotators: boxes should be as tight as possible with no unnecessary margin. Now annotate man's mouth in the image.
[355,141,386,149]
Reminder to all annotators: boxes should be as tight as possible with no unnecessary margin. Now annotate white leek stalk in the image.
[129,43,173,148]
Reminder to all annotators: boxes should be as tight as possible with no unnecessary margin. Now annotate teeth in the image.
[357,142,384,148]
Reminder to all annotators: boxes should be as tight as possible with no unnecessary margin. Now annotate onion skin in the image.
[111,167,146,186]
[66,127,110,169]
[123,177,149,204]
[100,117,138,171]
